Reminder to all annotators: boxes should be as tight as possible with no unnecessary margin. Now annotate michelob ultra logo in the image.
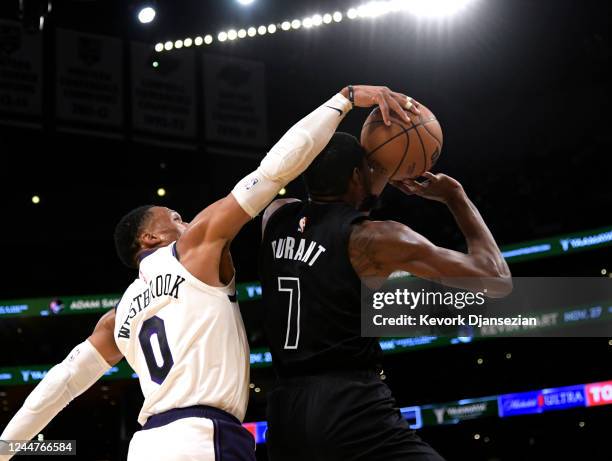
[586,381,612,407]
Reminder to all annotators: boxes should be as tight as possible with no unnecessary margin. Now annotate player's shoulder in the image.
[349,219,423,254]
[348,220,420,282]
[262,198,301,235]
[115,279,146,313]
[350,219,408,238]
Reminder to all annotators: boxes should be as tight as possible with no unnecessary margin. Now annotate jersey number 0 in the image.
[138,316,174,384]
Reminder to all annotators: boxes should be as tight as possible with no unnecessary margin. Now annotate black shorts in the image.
[266,370,445,461]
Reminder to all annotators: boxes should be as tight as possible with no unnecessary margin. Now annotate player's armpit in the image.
[174,194,248,286]
[349,220,512,297]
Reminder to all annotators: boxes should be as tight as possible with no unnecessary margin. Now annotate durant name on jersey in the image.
[270,237,327,267]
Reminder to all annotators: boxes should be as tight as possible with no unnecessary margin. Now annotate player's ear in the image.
[356,165,371,190]
[351,166,362,185]
[140,231,161,249]
[344,167,359,194]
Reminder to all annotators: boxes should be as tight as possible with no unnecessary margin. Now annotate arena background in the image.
[1,0,611,459]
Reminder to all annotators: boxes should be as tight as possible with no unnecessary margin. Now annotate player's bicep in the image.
[400,241,513,296]
[386,224,505,286]
[181,194,252,248]
[400,243,484,281]
[352,221,488,280]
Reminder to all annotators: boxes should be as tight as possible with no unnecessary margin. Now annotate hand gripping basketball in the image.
[391,172,465,204]
[342,85,421,126]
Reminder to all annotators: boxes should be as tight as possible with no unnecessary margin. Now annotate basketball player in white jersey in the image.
[0,85,419,461]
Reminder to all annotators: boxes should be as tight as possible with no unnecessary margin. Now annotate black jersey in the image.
[260,200,382,377]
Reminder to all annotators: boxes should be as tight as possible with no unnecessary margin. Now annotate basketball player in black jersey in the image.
[260,133,511,460]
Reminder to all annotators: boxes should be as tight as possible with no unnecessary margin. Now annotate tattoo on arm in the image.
[349,225,385,279]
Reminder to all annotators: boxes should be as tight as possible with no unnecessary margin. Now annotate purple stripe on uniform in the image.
[212,418,221,461]
[214,418,256,461]
[142,405,240,430]
[141,405,256,460]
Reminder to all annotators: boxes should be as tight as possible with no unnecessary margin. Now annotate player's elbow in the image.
[474,256,513,298]
[483,275,513,298]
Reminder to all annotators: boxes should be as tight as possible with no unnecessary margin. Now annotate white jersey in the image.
[114,242,250,426]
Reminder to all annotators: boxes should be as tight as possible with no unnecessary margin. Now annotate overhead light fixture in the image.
[137,6,156,24]
[403,0,476,18]
[154,0,477,53]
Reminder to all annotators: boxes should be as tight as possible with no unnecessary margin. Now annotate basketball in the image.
[360,104,443,180]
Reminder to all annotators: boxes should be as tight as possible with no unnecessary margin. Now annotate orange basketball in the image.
[360,104,443,180]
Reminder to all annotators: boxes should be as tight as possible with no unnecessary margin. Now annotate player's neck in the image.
[135,245,163,265]
[309,193,358,209]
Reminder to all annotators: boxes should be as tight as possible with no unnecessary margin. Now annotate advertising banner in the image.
[586,381,612,407]
[498,391,541,417]
[422,397,498,425]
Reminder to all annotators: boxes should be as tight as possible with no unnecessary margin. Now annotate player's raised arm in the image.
[0,310,121,460]
[349,173,512,297]
[179,85,417,243]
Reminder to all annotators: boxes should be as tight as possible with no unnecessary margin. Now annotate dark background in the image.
[1,0,611,459]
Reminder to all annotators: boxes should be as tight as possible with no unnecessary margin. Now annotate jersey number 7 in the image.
[278,277,301,350]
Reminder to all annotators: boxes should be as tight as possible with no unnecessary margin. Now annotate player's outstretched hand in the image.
[342,85,420,126]
[391,172,465,204]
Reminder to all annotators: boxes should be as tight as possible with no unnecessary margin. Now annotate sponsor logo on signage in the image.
[586,381,612,407]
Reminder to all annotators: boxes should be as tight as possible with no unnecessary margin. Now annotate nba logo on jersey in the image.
[298,216,307,233]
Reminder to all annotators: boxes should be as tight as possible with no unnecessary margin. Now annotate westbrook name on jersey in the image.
[116,274,186,339]
[114,243,250,426]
